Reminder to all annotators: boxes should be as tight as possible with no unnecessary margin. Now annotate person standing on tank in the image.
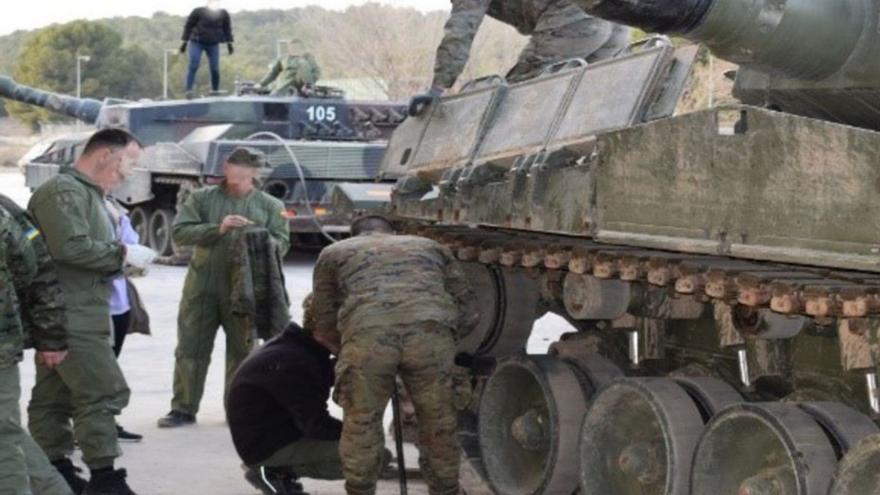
[409,0,631,115]
[181,0,234,97]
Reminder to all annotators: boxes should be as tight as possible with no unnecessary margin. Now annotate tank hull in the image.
[382,42,880,494]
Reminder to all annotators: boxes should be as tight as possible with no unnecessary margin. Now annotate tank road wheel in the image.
[578,377,736,495]
[457,263,542,492]
[478,355,619,495]
[129,206,150,246]
[797,402,879,457]
[148,208,175,256]
[457,263,540,357]
[830,434,880,495]
[672,377,744,423]
[690,403,838,495]
[797,402,879,495]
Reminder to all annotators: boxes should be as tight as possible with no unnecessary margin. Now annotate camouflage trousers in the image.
[28,325,130,470]
[507,18,630,83]
[0,364,73,495]
[171,290,253,415]
[334,322,460,495]
[0,363,29,494]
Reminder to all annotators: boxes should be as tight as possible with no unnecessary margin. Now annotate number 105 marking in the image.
[306,105,337,122]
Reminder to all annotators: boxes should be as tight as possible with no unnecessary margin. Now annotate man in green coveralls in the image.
[0,193,73,495]
[158,147,290,428]
[255,42,321,96]
[28,128,151,495]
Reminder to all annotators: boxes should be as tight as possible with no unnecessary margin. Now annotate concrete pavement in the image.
[2,169,572,494]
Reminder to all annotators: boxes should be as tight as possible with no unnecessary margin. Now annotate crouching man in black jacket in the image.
[227,321,343,495]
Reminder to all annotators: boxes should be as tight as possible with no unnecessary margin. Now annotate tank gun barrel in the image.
[0,75,103,124]
[576,0,876,82]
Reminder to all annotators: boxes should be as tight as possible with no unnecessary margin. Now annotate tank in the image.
[0,74,406,256]
[380,2,880,494]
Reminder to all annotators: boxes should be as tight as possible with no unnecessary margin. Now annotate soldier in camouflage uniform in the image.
[311,216,479,495]
[411,0,630,115]
[256,42,321,96]
[436,0,629,87]
[0,194,72,495]
[158,147,290,428]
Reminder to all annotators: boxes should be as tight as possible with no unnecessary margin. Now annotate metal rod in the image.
[276,39,290,58]
[391,381,408,495]
[163,49,172,100]
[708,55,715,108]
[628,330,640,367]
[867,372,879,415]
[76,59,81,99]
[737,347,751,387]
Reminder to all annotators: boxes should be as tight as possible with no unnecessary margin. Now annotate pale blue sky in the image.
[0,0,450,36]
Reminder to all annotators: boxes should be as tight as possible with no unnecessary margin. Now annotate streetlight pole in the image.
[708,54,715,108]
[76,54,91,99]
[275,39,290,58]
[163,48,177,99]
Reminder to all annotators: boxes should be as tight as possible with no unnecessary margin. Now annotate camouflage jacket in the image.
[0,195,67,368]
[433,0,592,88]
[228,225,290,340]
[311,233,479,345]
[258,54,322,95]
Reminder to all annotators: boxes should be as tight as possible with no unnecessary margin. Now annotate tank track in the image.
[414,224,880,321]
[406,222,880,495]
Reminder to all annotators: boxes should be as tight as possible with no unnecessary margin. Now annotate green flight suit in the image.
[258,53,321,96]
[27,169,130,470]
[170,184,290,415]
[0,195,71,495]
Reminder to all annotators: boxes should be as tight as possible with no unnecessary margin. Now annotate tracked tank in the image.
[0,74,406,255]
[380,1,880,493]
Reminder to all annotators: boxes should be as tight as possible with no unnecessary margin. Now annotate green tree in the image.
[8,20,160,129]
[0,5,533,127]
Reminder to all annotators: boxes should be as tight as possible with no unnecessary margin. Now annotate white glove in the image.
[125,244,156,270]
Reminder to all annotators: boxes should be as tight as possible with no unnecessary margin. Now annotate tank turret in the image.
[0,75,104,124]
[575,0,880,128]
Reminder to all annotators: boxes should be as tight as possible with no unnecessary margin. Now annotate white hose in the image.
[245,131,338,243]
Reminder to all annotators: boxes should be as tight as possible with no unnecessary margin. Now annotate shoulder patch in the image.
[23,226,39,242]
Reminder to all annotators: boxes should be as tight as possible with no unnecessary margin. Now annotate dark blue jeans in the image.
[186,41,220,91]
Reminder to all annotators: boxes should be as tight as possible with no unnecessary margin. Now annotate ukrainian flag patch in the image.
[24,227,39,242]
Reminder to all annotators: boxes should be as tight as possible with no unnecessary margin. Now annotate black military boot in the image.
[116,424,143,442]
[243,466,308,495]
[156,410,195,428]
[52,458,88,494]
[83,468,137,495]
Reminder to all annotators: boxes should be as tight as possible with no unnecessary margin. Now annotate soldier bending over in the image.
[311,216,479,495]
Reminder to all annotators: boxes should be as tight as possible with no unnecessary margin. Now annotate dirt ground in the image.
[2,170,571,495]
